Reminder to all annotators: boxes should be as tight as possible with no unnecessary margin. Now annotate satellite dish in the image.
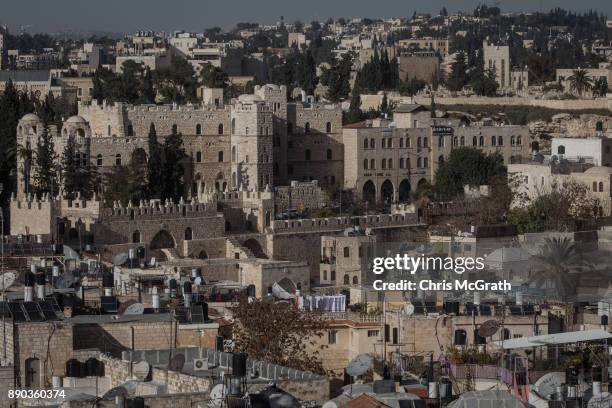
[346,354,372,377]
[272,282,294,300]
[589,392,612,408]
[54,275,77,289]
[533,372,565,399]
[209,384,227,407]
[124,303,145,315]
[63,245,80,261]
[194,277,203,286]
[0,272,17,291]
[168,353,185,372]
[132,361,150,381]
[102,386,128,400]
[322,402,338,408]
[478,320,500,338]
[113,253,129,266]
[403,303,415,316]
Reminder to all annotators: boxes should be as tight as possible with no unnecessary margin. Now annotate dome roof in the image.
[584,166,612,176]
[21,113,41,122]
[66,115,87,124]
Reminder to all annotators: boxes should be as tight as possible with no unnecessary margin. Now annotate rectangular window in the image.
[328,330,337,344]
[367,330,380,337]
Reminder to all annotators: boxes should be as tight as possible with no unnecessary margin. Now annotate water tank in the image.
[102,272,113,288]
[444,302,459,315]
[169,279,178,290]
[183,281,192,294]
[372,379,395,394]
[35,272,46,286]
[131,396,145,408]
[602,315,609,327]
[439,378,452,398]
[232,353,247,377]
[85,358,99,377]
[66,359,81,378]
[25,271,35,287]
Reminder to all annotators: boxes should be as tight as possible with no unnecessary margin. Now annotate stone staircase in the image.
[226,237,255,259]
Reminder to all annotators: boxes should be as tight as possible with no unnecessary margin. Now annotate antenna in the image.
[124,303,145,315]
[132,360,151,381]
[478,320,500,338]
[346,354,372,377]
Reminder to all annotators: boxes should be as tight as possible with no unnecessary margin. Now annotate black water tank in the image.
[25,271,35,287]
[66,359,81,378]
[232,353,247,377]
[566,366,579,385]
[130,396,145,408]
[169,279,178,290]
[602,315,609,327]
[373,379,395,394]
[216,335,224,351]
[454,330,467,346]
[136,246,145,259]
[183,281,192,294]
[444,302,460,315]
[102,272,113,288]
[35,272,46,285]
[85,358,99,377]
[202,302,209,321]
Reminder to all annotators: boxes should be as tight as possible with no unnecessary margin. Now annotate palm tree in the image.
[567,69,593,98]
[528,237,591,300]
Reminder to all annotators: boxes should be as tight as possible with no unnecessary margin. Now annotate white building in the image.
[483,41,511,89]
[551,137,612,166]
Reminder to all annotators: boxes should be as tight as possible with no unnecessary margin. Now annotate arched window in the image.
[473,136,478,146]
[107,125,111,136]
[352,276,358,284]
[517,136,522,145]
[343,274,350,285]
[127,125,134,136]
[382,158,386,169]
[439,155,444,164]
[184,227,193,241]
[96,154,103,166]
[218,123,224,135]
[326,122,332,133]
[115,154,122,166]
[343,247,350,257]
[218,151,224,162]
[363,159,368,170]
[400,158,404,169]
[511,136,515,145]
[558,145,565,155]
[382,139,386,149]
[304,122,311,133]
[424,157,428,167]
[417,137,422,148]
[417,157,422,168]
[460,136,465,146]
[600,182,604,192]
[498,136,503,146]
[593,182,598,192]
[423,137,428,148]
[388,138,393,148]
[491,136,497,146]
[370,139,375,149]
[327,149,332,160]
[370,158,375,169]
[453,137,458,147]
[231,118,236,133]
[388,158,393,169]
[172,124,178,134]
[132,231,140,243]
[231,146,236,162]
[305,149,311,161]
[400,138,404,148]
[196,151,202,163]
[438,136,444,147]
[363,138,368,149]
[479,136,484,146]
[196,124,202,135]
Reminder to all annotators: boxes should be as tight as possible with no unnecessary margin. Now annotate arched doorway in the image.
[380,180,394,205]
[25,357,40,387]
[243,238,267,259]
[131,148,147,166]
[531,141,540,152]
[362,180,375,205]
[150,230,176,250]
[198,250,208,259]
[398,179,411,203]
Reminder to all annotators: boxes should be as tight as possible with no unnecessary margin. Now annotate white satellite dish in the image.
[533,372,565,399]
[589,392,612,408]
[403,303,415,316]
[113,253,129,266]
[63,245,80,261]
[0,272,17,291]
[194,277,203,286]
[132,360,150,381]
[322,402,338,408]
[346,354,372,377]
[272,282,295,300]
[209,384,227,407]
[124,303,145,315]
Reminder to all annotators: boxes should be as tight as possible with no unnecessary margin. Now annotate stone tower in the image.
[483,40,511,90]
[254,84,288,185]
[230,95,273,191]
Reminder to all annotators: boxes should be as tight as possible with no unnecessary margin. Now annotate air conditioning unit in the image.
[193,358,209,371]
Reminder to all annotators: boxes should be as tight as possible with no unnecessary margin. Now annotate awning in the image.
[493,329,612,349]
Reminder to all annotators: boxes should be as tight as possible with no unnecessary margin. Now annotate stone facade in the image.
[483,41,511,89]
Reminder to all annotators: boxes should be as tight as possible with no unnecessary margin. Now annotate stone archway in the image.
[198,250,208,259]
[398,179,411,203]
[380,180,394,205]
[243,238,267,259]
[362,180,376,206]
[150,230,176,250]
[277,277,297,294]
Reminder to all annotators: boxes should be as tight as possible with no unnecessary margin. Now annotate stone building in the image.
[343,107,531,204]
[483,41,511,90]
[397,38,450,56]
[398,51,440,84]
[320,234,376,286]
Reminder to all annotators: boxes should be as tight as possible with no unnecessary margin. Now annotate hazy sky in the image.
[2,0,612,34]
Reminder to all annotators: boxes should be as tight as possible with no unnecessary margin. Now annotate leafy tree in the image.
[434,148,506,200]
[139,67,156,104]
[33,125,58,196]
[61,136,98,199]
[568,69,593,97]
[231,297,328,374]
[470,67,498,96]
[154,56,198,103]
[321,54,352,102]
[146,124,164,198]
[399,78,427,96]
[299,50,318,95]
[344,85,362,124]
[103,165,132,206]
[0,80,21,204]
[528,237,591,301]
[446,51,469,92]
[200,64,229,89]
[160,130,187,200]
[593,77,608,97]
